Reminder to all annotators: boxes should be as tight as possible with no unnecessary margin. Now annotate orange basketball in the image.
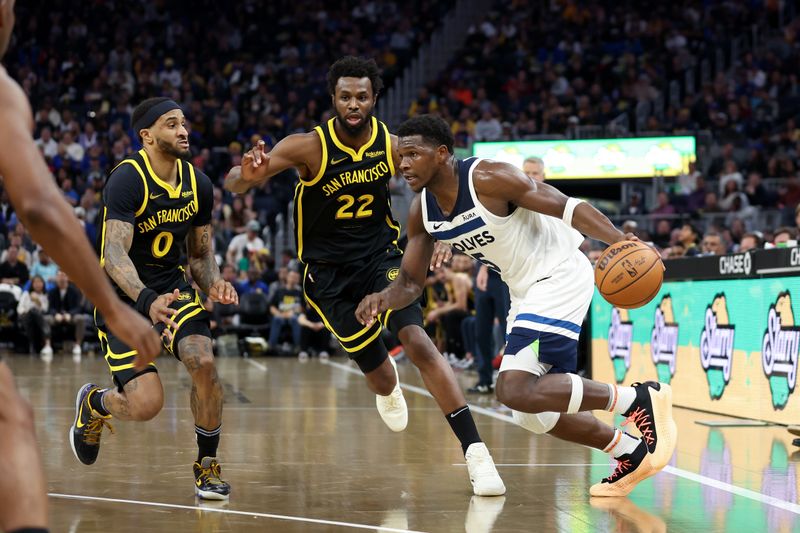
[594,240,663,309]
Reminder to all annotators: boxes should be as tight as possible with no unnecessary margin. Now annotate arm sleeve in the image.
[104,165,145,224]
[192,172,214,227]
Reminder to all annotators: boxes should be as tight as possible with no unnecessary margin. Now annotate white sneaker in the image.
[319,351,330,362]
[376,354,407,432]
[72,344,82,361]
[465,443,506,496]
[40,344,53,363]
[298,351,309,362]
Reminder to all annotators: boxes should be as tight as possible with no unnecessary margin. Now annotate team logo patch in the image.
[699,294,735,400]
[608,308,633,384]
[651,295,678,383]
[182,190,193,198]
[762,291,799,410]
[386,268,399,282]
[177,292,193,301]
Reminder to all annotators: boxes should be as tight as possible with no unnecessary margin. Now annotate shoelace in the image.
[605,459,632,482]
[83,417,114,446]
[199,462,226,486]
[622,407,655,446]
[381,389,402,410]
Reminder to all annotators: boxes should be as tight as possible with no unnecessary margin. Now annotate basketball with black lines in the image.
[594,240,663,309]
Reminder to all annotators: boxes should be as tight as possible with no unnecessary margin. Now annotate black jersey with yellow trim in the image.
[97,149,213,301]
[293,116,401,264]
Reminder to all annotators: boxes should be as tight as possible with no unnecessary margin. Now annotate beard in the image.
[336,109,373,136]
[157,137,191,159]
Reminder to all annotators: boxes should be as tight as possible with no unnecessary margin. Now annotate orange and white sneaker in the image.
[590,440,657,497]
[622,382,677,470]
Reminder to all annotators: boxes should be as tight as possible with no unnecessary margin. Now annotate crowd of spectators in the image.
[2,1,800,365]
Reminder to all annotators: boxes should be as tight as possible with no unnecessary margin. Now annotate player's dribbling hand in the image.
[241,140,270,182]
[430,241,452,271]
[104,303,162,370]
[356,293,389,327]
[208,279,238,305]
[149,289,180,330]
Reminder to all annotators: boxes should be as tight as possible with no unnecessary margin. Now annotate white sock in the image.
[604,429,640,458]
[606,383,636,415]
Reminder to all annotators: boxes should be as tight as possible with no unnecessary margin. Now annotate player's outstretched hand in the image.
[149,289,180,330]
[241,140,270,182]
[209,279,238,305]
[430,241,452,271]
[104,303,162,370]
[356,293,389,327]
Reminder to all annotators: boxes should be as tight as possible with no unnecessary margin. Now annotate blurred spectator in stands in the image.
[17,275,52,358]
[652,192,676,217]
[73,206,96,244]
[426,255,473,364]
[718,160,744,195]
[679,223,701,257]
[297,305,331,362]
[0,245,29,286]
[686,176,708,213]
[738,232,763,252]
[653,220,673,249]
[269,269,303,353]
[474,110,502,141]
[226,220,265,272]
[60,178,80,207]
[773,227,797,247]
[522,157,545,182]
[451,109,476,148]
[677,161,701,195]
[622,192,647,216]
[701,231,728,256]
[408,87,439,116]
[29,249,58,285]
[744,171,775,207]
[46,271,88,359]
[34,126,58,159]
[238,267,269,296]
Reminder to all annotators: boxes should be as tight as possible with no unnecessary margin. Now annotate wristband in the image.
[135,288,159,317]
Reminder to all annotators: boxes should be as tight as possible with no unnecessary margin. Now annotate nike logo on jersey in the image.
[149,193,164,200]
[330,156,348,165]
[432,222,445,230]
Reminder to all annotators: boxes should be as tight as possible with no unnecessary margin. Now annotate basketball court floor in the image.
[6,352,800,532]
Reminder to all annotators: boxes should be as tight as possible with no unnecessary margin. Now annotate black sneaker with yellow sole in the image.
[194,457,231,500]
[69,383,113,465]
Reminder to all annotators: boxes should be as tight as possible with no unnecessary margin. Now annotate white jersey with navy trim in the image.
[420,157,584,300]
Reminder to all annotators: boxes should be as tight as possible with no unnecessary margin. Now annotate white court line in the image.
[327,360,800,516]
[245,358,268,371]
[48,493,427,533]
[452,463,608,467]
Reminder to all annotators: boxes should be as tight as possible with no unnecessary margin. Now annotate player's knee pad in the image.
[566,373,583,414]
[512,409,559,434]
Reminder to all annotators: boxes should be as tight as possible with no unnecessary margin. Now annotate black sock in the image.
[8,528,49,533]
[88,389,110,417]
[445,406,482,455]
[196,425,221,462]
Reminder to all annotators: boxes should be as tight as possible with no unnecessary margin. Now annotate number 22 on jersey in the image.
[335,194,374,220]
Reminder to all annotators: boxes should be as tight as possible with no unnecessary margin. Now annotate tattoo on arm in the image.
[103,220,147,301]
[187,224,221,294]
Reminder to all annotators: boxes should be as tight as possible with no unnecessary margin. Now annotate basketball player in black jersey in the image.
[225,56,505,496]
[68,98,239,500]
[0,1,161,531]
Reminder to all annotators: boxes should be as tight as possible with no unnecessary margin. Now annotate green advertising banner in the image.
[591,275,800,423]
[473,136,696,179]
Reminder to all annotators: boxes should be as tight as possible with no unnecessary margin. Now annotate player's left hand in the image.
[356,293,389,327]
[208,279,238,305]
[430,241,452,271]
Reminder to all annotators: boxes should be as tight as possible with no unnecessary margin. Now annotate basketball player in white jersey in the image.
[356,115,678,497]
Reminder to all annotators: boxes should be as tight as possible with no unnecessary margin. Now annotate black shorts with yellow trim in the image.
[302,248,423,373]
[95,283,211,392]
